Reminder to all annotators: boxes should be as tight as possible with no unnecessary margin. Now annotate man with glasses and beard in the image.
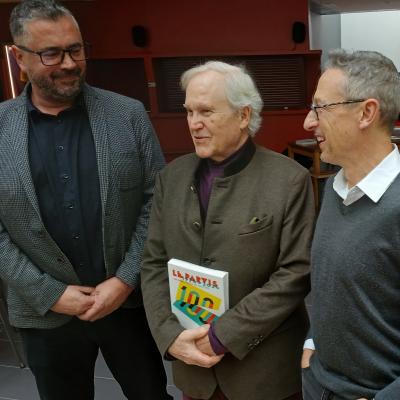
[0,1,170,399]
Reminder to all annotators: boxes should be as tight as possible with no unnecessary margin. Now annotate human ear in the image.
[359,99,379,130]
[239,106,251,130]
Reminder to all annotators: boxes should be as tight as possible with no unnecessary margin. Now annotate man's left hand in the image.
[78,277,133,322]
[196,333,220,358]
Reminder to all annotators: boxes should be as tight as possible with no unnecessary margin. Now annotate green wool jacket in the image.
[141,142,315,400]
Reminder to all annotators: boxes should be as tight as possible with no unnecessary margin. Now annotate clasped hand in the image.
[168,325,224,368]
[50,277,133,322]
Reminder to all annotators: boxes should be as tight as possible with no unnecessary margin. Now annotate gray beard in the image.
[30,68,85,103]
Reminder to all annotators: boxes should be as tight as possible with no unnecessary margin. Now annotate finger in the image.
[76,286,96,295]
[186,325,210,340]
[78,303,101,320]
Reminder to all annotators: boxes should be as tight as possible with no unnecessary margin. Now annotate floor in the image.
[0,322,182,400]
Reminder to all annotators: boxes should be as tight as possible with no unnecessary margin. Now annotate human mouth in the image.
[315,134,325,145]
[193,136,210,142]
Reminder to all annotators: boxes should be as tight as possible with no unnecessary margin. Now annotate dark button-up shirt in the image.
[28,92,105,286]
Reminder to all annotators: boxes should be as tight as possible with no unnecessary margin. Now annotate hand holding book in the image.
[167,324,224,368]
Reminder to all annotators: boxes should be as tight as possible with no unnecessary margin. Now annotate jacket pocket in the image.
[238,214,273,235]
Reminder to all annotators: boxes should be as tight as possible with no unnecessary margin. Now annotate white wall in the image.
[309,12,341,65]
[341,10,400,70]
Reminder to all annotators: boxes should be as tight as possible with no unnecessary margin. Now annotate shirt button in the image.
[61,174,69,180]
[67,204,74,209]
[57,145,64,151]
[79,262,85,267]
[73,234,80,240]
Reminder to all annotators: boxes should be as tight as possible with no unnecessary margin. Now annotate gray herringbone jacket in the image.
[0,84,165,328]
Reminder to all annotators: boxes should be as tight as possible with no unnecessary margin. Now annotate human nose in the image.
[60,50,78,68]
[188,112,204,130]
[303,109,319,131]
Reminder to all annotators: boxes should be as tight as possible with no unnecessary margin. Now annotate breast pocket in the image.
[238,214,273,236]
[113,152,142,191]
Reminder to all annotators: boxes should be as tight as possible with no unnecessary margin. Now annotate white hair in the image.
[181,61,263,136]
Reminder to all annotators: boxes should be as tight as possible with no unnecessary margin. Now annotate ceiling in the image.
[310,0,400,14]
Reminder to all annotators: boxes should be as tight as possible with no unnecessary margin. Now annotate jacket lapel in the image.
[83,85,109,213]
[9,92,42,218]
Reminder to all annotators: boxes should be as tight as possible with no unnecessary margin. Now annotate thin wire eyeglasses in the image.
[310,99,365,120]
[15,42,90,66]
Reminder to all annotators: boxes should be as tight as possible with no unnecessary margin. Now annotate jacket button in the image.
[193,221,201,230]
[57,257,65,263]
[190,185,197,193]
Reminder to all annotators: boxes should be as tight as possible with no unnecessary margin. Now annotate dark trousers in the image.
[20,307,172,400]
[302,367,345,400]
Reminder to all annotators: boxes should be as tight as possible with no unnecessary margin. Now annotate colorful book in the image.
[167,258,229,329]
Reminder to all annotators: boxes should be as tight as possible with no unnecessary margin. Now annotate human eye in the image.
[200,109,213,117]
[41,48,62,58]
[41,48,62,61]
[69,44,83,57]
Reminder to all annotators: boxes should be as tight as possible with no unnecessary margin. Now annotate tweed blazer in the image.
[0,84,164,328]
[141,144,315,400]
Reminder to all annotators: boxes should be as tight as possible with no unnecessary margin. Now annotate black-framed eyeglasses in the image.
[15,42,90,66]
[310,99,365,120]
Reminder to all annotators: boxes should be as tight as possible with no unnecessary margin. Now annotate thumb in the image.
[77,286,96,295]
[187,325,210,339]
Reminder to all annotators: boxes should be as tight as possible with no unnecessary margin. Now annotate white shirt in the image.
[304,145,400,351]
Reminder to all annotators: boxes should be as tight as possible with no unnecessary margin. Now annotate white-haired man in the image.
[141,61,315,400]
[302,49,400,400]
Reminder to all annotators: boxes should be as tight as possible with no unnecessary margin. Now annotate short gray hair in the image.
[324,49,400,129]
[181,61,263,136]
[10,0,76,43]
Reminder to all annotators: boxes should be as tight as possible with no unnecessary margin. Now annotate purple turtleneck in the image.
[196,140,251,355]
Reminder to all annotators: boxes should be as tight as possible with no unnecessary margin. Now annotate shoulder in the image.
[159,153,198,180]
[84,84,147,115]
[253,145,309,183]
[0,96,26,134]
[0,95,25,114]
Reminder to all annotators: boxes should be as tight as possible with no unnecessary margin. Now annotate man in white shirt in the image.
[301,49,400,400]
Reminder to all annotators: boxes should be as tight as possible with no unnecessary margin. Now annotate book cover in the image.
[167,258,229,329]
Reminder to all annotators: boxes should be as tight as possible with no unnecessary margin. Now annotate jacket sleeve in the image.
[141,173,184,356]
[214,169,315,360]
[0,219,67,316]
[375,379,400,400]
[115,102,165,288]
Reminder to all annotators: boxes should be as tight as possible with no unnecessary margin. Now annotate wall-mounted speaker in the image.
[292,21,306,43]
[132,25,148,48]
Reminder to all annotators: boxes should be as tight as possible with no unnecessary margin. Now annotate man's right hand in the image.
[301,348,315,369]
[50,285,95,316]
[168,325,223,368]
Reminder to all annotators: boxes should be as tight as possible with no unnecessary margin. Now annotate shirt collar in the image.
[333,144,400,204]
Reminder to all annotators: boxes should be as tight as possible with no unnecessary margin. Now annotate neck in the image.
[342,132,393,187]
[31,89,75,116]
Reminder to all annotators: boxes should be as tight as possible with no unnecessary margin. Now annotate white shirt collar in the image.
[333,145,400,206]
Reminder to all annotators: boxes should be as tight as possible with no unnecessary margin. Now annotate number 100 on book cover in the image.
[167,258,229,329]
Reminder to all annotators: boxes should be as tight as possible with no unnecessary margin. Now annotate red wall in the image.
[0,0,319,154]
